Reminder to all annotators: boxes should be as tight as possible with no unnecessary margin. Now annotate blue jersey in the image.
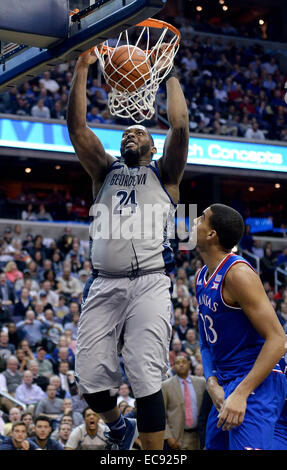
[196,253,265,384]
[272,351,287,449]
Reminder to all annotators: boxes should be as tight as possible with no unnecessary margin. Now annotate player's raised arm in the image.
[217,263,287,431]
[157,65,189,197]
[67,49,116,194]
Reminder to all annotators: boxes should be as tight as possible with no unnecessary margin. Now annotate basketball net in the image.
[94,19,180,123]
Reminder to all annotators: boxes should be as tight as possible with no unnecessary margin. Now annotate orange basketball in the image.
[104,45,151,93]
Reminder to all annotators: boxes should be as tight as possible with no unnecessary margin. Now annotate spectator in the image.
[16,310,50,349]
[21,204,37,221]
[0,272,15,306]
[39,71,60,94]
[34,346,54,378]
[0,330,16,361]
[56,397,84,427]
[14,370,46,407]
[31,98,51,119]
[0,355,23,400]
[55,422,72,447]
[22,411,36,437]
[174,314,193,341]
[65,407,108,450]
[52,346,74,374]
[13,287,33,321]
[35,384,63,422]
[36,204,53,222]
[28,359,49,392]
[4,261,23,284]
[64,311,80,340]
[3,407,22,436]
[31,415,64,450]
[245,119,265,140]
[57,266,82,300]
[116,383,135,407]
[49,374,69,399]
[182,329,200,355]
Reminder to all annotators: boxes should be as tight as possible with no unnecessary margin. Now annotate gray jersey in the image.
[89,160,176,275]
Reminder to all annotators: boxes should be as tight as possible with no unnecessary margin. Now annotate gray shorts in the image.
[75,272,172,398]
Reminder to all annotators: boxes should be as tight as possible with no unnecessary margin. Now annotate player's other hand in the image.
[150,43,174,72]
[207,379,225,412]
[217,390,247,431]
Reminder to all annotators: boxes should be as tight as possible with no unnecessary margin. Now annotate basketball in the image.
[104,45,151,92]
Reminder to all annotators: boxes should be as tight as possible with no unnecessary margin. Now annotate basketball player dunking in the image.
[192,204,287,450]
[67,49,189,450]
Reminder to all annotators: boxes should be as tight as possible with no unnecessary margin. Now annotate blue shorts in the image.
[205,370,287,450]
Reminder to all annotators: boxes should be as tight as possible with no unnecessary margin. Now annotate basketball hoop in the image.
[93,19,181,123]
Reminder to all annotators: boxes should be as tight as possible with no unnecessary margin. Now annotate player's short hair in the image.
[209,204,244,250]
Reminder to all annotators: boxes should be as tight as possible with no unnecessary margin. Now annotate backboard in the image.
[0,0,166,92]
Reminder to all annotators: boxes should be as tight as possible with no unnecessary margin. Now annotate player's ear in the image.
[207,229,217,242]
[151,146,157,155]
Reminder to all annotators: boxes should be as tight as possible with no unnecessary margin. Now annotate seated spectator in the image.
[54,421,72,448]
[13,287,33,322]
[244,119,265,140]
[36,204,53,222]
[65,407,108,450]
[35,384,63,423]
[28,359,49,392]
[18,339,34,362]
[0,330,16,362]
[22,411,36,437]
[57,361,77,397]
[15,348,29,373]
[31,415,64,450]
[16,310,50,350]
[251,240,264,258]
[3,407,22,436]
[21,204,37,221]
[40,280,59,307]
[182,328,200,355]
[31,98,51,119]
[0,272,15,306]
[56,398,84,427]
[116,383,135,407]
[14,370,46,407]
[174,314,193,341]
[64,311,80,341]
[260,246,277,285]
[52,346,74,374]
[39,71,60,95]
[41,309,64,353]
[0,421,40,450]
[4,261,23,284]
[34,346,54,378]
[57,266,82,300]
[49,374,69,399]
[54,295,69,323]
[0,355,23,401]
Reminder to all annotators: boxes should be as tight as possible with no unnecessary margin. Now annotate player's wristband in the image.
[163,65,178,83]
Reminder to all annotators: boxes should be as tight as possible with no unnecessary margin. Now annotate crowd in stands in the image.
[0,18,286,142]
[0,218,286,448]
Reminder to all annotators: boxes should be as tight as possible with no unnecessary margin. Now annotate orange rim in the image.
[94,18,181,56]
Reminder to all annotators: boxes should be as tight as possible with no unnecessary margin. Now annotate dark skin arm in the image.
[67,49,116,197]
[157,73,189,203]
[215,263,287,431]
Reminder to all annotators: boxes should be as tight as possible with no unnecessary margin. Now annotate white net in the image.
[94,19,180,123]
